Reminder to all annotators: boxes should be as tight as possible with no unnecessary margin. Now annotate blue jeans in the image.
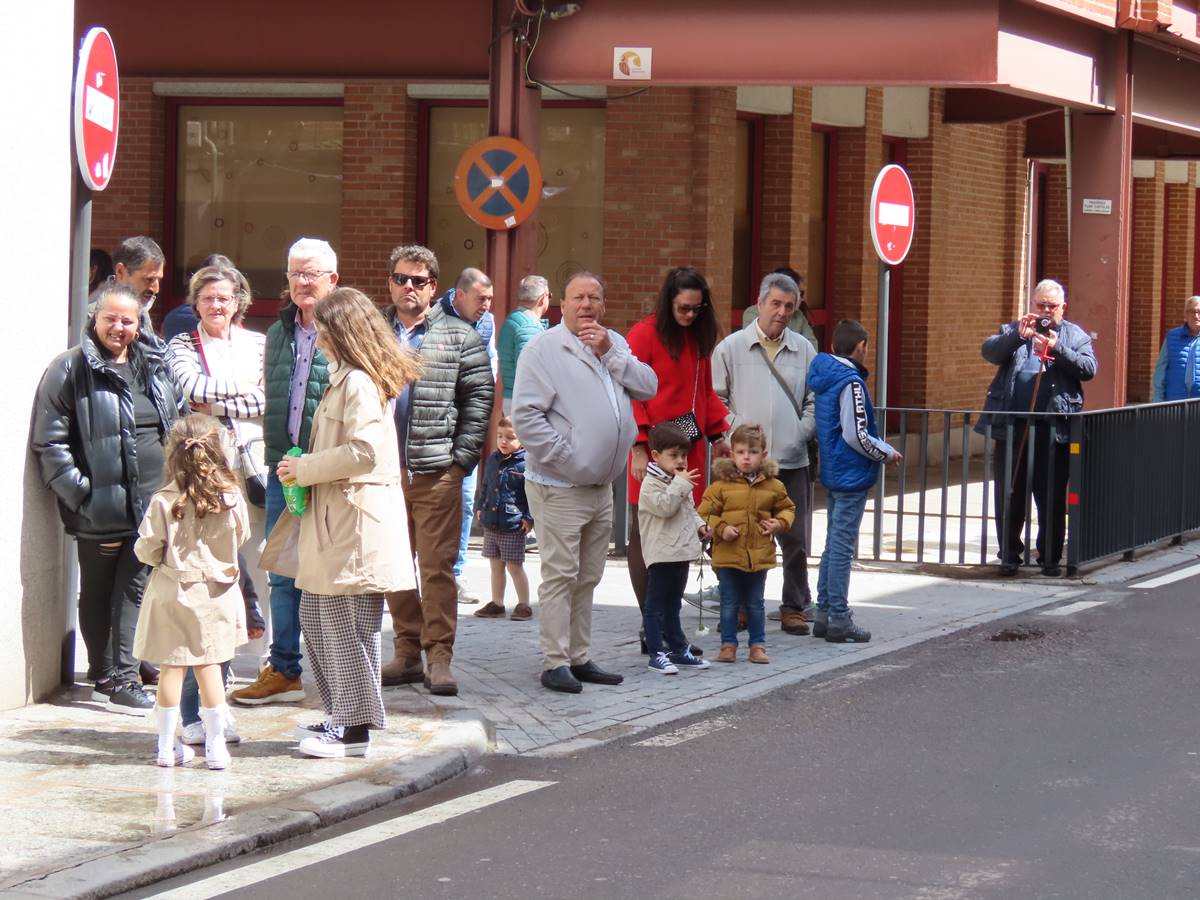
[266,471,303,679]
[716,568,767,647]
[643,561,690,656]
[817,488,869,621]
[454,465,478,577]
[181,662,231,726]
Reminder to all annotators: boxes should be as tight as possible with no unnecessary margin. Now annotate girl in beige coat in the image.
[134,416,249,769]
[265,287,422,759]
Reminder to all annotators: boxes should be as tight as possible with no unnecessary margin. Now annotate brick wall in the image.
[1127,170,1165,402]
[340,82,417,302]
[1040,164,1070,292]
[900,90,1029,410]
[760,88,812,286]
[832,87,884,355]
[602,87,736,334]
[91,77,165,260]
[1164,165,1197,315]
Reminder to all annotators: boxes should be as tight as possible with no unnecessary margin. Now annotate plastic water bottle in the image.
[281,447,309,516]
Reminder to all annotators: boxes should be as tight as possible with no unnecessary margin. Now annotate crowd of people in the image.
[35,230,1125,769]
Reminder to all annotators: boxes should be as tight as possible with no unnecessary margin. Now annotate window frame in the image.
[162,95,345,320]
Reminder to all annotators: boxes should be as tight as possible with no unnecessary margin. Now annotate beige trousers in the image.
[526,481,613,670]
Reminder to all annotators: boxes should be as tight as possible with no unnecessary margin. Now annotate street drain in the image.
[990,625,1045,642]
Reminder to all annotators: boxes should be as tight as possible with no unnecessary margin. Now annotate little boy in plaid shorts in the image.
[473,416,535,621]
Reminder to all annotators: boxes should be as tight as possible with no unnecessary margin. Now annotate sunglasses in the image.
[391,272,433,289]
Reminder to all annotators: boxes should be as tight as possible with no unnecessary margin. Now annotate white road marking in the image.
[1132,562,1200,590]
[853,602,915,610]
[634,716,733,748]
[1039,600,1109,617]
[145,780,555,899]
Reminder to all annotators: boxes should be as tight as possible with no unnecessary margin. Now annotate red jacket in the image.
[626,315,729,505]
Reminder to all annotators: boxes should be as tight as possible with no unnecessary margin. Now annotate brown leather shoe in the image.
[748,645,770,664]
[780,609,811,636]
[381,655,424,686]
[474,601,506,618]
[425,660,459,696]
[509,603,533,621]
[716,644,737,663]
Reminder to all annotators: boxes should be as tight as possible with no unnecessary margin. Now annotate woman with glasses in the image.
[626,266,730,650]
[166,263,268,743]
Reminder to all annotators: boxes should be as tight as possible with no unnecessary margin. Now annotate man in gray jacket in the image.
[382,244,494,697]
[512,272,658,693]
[712,271,818,635]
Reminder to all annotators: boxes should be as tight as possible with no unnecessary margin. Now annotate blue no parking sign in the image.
[454,136,543,230]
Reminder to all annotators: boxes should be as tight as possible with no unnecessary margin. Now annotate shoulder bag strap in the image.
[754,344,806,422]
[192,330,244,447]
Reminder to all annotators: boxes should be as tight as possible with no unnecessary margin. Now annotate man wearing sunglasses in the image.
[977,279,1096,577]
[381,245,494,697]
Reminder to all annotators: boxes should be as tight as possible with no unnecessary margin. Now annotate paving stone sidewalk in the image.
[0,547,1106,896]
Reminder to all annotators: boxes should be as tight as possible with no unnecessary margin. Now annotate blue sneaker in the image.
[647,652,678,675]
[667,647,711,670]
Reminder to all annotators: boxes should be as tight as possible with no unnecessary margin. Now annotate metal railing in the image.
[860,400,1200,573]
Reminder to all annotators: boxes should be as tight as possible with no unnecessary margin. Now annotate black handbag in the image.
[662,362,703,443]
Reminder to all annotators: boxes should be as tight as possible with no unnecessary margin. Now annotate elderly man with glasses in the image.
[380,245,494,698]
[231,237,337,706]
[977,278,1097,577]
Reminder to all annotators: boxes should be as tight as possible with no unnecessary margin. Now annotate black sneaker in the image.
[91,679,116,702]
[667,647,711,670]
[107,682,154,715]
[811,609,829,639]
[825,617,871,643]
[299,724,369,758]
[293,719,343,742]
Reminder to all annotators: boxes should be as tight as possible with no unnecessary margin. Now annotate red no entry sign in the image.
[869,164,915,266]
[74,27,120,192]
[454,136,542,231]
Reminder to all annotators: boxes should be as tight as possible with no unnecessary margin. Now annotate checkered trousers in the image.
[299,591,386,729]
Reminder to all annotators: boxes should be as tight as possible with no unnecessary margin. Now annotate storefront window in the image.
[425,104,605,298]
[173,103,343,299]
[808,129,832,348]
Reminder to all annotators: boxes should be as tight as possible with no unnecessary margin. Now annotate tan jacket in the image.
[637,464,705,567]
[133,484,249,665]
[696,458,796,573]
[261,363,416,596]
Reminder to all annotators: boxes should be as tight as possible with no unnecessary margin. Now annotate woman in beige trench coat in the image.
[263,287,422,759]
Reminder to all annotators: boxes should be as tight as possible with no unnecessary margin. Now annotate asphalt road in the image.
[135,575,1200,900]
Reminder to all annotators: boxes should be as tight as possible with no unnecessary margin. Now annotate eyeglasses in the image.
[198,294,235,307]
[1034,301,1063,311]
[391,272,433,289]
[286,270,332,283]
[675,302,709,315]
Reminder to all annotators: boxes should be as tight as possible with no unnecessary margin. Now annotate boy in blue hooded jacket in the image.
[807,319,902,643]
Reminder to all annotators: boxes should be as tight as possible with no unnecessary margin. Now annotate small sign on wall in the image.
[613,47,652,80]
[1082,198,1113,215]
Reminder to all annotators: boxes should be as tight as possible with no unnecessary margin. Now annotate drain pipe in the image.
[1064,106,1073,251]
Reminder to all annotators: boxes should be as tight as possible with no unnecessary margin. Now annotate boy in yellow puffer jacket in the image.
[697,423,796,664]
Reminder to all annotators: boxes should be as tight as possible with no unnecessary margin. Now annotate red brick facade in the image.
[89,82,1196,414]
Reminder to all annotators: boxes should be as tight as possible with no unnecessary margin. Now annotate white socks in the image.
[199,704,232,770]
[154,705,195,767]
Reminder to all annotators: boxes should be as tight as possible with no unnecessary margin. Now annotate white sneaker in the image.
[299,730,369,759]
[181,720,241,745]
[156,740,195,767]
[456,578,480,605]
[684,584,722,609]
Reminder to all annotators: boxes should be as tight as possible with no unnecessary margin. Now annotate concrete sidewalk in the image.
[1,544,1171,898]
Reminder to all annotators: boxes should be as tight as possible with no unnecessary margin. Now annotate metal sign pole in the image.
[872,261,891,559]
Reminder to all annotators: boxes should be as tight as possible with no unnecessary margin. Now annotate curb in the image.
[7,713,490,900]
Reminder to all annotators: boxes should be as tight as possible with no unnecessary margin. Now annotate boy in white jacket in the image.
[638,424,714,674]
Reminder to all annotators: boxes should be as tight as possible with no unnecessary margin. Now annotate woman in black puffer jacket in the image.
[32,283,186,715]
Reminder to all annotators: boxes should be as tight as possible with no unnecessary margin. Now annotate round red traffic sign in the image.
[869,164,915,266]
[454,136,542,231]
[74,27,120,192]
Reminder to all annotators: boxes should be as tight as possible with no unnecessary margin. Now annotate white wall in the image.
[0,4,75,708]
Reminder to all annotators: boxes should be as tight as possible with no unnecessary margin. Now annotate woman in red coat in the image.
[627,267,731,637]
